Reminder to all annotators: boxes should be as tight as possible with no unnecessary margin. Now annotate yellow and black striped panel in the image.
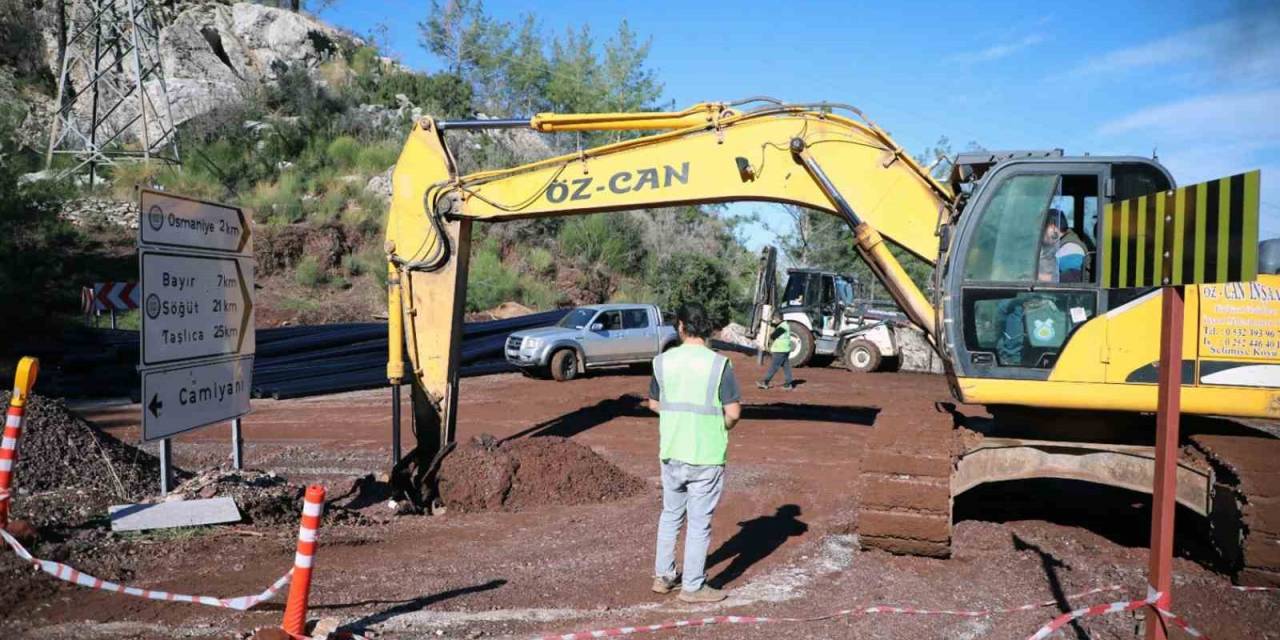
[1101,170,1261,288]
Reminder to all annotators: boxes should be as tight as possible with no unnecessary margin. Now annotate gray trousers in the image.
[761,351,793,385]
[655,459,725,591]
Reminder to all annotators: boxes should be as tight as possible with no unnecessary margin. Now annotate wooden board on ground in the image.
[108,497,241,532]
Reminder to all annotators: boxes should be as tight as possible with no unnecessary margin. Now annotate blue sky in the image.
[319,0,1280,250]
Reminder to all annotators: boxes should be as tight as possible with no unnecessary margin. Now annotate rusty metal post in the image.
[1145,285,1184,640]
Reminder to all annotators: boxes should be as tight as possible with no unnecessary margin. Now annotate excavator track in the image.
[857,406,956,558]
[1192,433,1280,587]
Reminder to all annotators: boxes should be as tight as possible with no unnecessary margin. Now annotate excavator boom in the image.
[385,103,952,460]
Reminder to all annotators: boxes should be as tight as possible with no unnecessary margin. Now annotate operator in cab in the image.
[646,303,742,603]
[1038,209,1088,283]
[998,209,1089,365]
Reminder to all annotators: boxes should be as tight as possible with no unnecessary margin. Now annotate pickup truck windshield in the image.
[557,308,596,329]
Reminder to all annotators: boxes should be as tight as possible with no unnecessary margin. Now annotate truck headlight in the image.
[523,337,542,350]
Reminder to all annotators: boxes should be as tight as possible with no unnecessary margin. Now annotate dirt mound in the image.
[3,393,179,528]
[466,301,537,322]
[170,469,377,527]
[436,434,646,513]
[169,469,303,526]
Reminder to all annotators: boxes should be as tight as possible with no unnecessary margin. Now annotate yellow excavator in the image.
[383,99,1280,584]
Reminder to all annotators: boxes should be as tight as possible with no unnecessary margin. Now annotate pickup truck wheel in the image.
[550,349,579,382]
[787,322,815,368]
[843,339,881,373]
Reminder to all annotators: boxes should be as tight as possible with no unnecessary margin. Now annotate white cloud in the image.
[1069,14,1280,84]
[1070,21,1226,77]
[1098,90,1280,140]
[1097,90,1280,240]
[948,34,1045,64]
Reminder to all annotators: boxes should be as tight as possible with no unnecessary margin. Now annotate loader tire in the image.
[843,339,881,373]
[787,322,815,368]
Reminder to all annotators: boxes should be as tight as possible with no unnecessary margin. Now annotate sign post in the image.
[1101,170,1260,640]
[137,188,255,492]
[232,417,243,470]
[1146,285,1183,638]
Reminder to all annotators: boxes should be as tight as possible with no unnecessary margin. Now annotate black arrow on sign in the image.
[148,394,163,418]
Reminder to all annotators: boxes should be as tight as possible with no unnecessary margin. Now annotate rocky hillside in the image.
[1,1,757,330]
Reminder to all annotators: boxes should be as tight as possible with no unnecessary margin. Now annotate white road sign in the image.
[141,356,252,441]
[141,251,255,366]
[139,189,252,255]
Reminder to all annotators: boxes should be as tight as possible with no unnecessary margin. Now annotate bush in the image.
[558,214,646,276]
[524,246,555,276]
[650,253,735,330]
[350,65,474,118]
[518,275,561,309]
[467,245,520,311]
[312,188,348,222]
[609,280,653,304]
[355,141,400,174]
[295,255,327,287]
[326,135,361,169]
[348,46,381,77]
[246,173,305,224]
[341,253,364,277]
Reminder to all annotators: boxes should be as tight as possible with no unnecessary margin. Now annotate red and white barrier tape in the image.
[536,585,1122,640]
[0,528,291,610]
[1025,586,1213,640]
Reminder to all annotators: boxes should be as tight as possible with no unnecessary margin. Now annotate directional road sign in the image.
[141,356,252,441]
[140,251,255,366]
[91,281,140,312]
[139,189,252,255]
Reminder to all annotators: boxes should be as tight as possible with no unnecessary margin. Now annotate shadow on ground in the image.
[955,478,1220,571]
[707,504,809,588]
[505,395,879,441]
[326,579,508,632]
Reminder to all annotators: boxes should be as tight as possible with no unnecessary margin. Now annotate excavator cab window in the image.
[953,165,1104,375]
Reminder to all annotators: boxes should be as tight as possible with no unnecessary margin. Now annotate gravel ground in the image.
[2,361,1278,640]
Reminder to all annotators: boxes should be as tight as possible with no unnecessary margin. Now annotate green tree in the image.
[419,0,508,109]
[651,252,735,330]
[600,20,662,114]
[502,14,551,114]
[545,25,603,114]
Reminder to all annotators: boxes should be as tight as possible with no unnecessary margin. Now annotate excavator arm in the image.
[384,101,954,477]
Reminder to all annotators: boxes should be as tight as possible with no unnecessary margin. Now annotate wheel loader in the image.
[768,266,914,372]
[382,99,1280,584]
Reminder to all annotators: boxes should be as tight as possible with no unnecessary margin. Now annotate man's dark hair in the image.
[676,303,715,339]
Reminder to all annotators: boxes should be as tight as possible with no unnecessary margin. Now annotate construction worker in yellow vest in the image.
[757,312,795,390]
[646,303,742,603]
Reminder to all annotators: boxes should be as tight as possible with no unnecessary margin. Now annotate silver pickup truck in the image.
[505,303,679,381]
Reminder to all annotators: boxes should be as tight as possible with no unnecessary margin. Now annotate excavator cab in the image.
[941,153,1173,381]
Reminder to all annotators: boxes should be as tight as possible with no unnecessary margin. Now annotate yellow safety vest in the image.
[770,322,793,353]
[652,344,729,465]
